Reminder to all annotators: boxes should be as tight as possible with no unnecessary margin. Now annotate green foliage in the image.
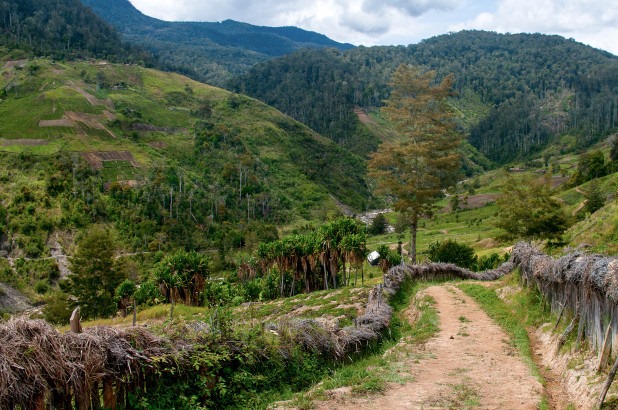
[583,180,606,215]
[0,0,144,62]
[368,213,388,235]
[368,65,462,262]
[376,244,402,272]
[67,226,128,319]
[235,31,618,164]
[496,178,571,240]
[476,253,509,271]
[133,280,163,306]
[427,240,478,270]
[257,218,367,296]
[80,0,351,87]
[0,55,370,269]
[153,250,211,306]
[41,290,72,325]
[571,150,610,185]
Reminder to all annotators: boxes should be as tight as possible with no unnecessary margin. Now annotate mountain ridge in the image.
[231,30,618,164]
[80,0,354,85]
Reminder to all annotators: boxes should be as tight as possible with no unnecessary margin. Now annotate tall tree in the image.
[67,226,127,319]
[368,65,462,263]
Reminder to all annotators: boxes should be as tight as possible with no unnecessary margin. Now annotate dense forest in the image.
[0,0,148,62]
[80,0,354,86]
[231,31,618,163]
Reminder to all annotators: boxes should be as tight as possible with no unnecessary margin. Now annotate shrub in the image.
[427,240,477,270]
[368,213,388,235]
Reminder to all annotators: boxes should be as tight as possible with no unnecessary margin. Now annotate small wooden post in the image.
[132,300,137,327]
[553,303,566,332]
[576,308,586,349]
[598,325,613,373]
[103,378,116,410]
[556,311,578,354]
[70,307,82,333]
[597,354,618,409]
[91,381,101,410]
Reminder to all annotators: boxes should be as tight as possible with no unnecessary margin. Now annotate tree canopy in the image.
[67,227,127,319]
[496,177,571,240]
[368,65,462,263]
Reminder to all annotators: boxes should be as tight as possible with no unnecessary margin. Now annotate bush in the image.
[427,240,477,270]
[368,213,388,235]
[134,280,163,306]
[42,291,72,325]
[34,280,50,294]
[476,253,505,271]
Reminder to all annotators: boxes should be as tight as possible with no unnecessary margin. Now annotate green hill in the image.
[79,0,354,86]
[230,31,618,165]
[0,53,370,262]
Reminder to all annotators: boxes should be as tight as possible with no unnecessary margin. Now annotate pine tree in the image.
[368,65,462,263]
[68,227,127,319]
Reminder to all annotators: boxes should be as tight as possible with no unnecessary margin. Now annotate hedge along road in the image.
[317,284,543,409]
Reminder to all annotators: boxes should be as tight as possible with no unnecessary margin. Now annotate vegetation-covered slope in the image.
[0,53,370,263]
[0,0,147,62]
[80,0,354,86]
[231,31,618,164]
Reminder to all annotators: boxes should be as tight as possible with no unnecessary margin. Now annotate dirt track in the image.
[317,284,543,409]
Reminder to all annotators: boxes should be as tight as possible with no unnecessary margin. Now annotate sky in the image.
[128,0,618,55]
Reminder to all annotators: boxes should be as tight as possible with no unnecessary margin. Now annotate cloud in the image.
[128,0,618,55]
[362,0,461,17]
[450,0,618,54]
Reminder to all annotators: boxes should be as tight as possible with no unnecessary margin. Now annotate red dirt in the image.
[1,139,49,146]
[81,151,140,169]
[315,284,543,409]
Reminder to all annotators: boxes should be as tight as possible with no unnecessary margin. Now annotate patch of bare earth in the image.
[0,139,49,146]
[2,60,27,69]
[315,285,542,409]
[81,151,140,170]
[67,84,113,109]
[39,118,75,127]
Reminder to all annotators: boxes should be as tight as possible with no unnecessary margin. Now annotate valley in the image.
[1,0,618,408]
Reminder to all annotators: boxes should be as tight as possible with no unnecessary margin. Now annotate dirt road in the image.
[317,284,543,409]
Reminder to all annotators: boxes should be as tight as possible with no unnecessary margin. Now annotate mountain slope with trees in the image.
[0,0,148,62]
[80,0,354,86]
[231,31,618,164]
[0,54,370,267]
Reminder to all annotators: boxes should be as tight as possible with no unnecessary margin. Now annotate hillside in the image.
[0,0,147,62]
[0,53,370,266]
[231,31,618,164]
[80,0,354,86]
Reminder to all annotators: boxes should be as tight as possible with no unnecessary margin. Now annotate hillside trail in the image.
[316,284,546,409]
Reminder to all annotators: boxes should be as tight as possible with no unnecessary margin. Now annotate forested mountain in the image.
[0,0,147,62]
[231,31,618,164]
[80,0,354,86]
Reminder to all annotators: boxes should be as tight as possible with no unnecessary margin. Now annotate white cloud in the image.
[362,0,462,16]
[127,0,618,55]
[450,0,618,54]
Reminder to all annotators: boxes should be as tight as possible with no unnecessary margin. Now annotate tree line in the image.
[230,31,618,165]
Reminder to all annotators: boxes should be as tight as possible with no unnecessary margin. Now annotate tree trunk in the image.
[410,217,418,264]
